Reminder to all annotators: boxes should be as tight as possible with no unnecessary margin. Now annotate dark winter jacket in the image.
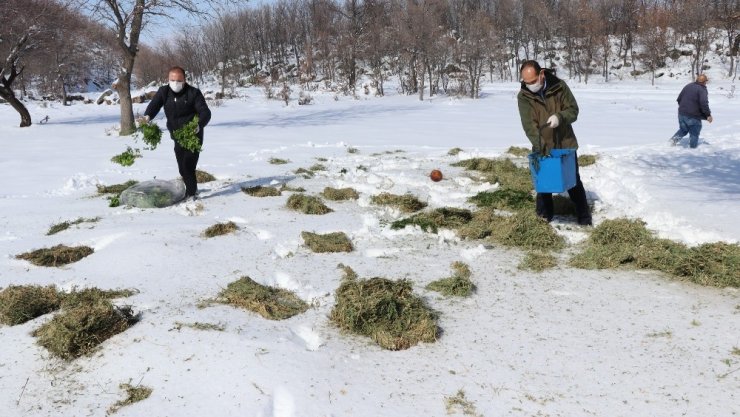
[144,84,212,144]
[517,69,579,152]
[676,82,711,120]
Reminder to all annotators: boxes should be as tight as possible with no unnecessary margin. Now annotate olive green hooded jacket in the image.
[517,70,579,152]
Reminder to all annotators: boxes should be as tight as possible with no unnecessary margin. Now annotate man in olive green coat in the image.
[517,60,591,226]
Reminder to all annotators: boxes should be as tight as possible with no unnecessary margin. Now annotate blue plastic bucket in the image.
[528,149,577,193]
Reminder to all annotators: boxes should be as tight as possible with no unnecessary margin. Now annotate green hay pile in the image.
[33,300,137,360]
[570,218,739,287]
[426,262,475,297]
[195,170,216,183]
[468,189,533,211]
[218,276,308,320]
[309,163,327,172]
[578,154,598,167]
[111,147,142,167]
[330,266,439,350]
[302,231,353,253]
[0,285,61,325]
[286,194,333,215]
[391,207,473,233]
[506,146,531,157]
[486,210,565,250]
[268,157,290,165]
[294,168,314,178]
[447,147,463,156]
[321,187,359,201]
[108,383,153,414]
[47,217,100,235]
[452,157,532,192]
[456,208,499,240]
[519,251,558,271]
[203,221,238,238]
[139,122,162,150]
[242,185,282,197]
[370,192,427,213]
[280,184,306,193]
[16,245,94,267]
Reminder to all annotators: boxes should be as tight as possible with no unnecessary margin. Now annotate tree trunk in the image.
[117,68,136,136]
[0,89,32,127]
[59,75,69,106]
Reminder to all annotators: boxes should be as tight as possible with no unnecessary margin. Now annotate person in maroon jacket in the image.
[143,66,212,200]
[670,74,713,149]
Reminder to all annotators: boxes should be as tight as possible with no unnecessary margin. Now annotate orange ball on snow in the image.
[430,169,443,182]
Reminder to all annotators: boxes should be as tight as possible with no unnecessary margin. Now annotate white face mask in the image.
[526,80,543,93]
[169,81,184,93]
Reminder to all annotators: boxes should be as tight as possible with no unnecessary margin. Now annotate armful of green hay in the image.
[111,147,142,167]
[139,122,162,150]
[173,115,202,153]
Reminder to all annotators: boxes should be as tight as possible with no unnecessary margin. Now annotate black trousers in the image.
[174,142,200,196]
[535,154,590,223]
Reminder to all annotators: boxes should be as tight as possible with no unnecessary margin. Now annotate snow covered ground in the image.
[1,77,738,417]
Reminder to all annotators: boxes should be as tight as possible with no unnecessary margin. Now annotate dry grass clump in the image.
[519,251,558,271]
[294,167,314,178]
[218,276,308,320]
[60,288,137,309]
[309,163,327,172]
[195,169,216,183]
[426,262,475,297]
[108,383,153,414]
[321,187,359,201]
[569,218,740,288]
[47,217,100,236]
[16,245,94,267]
[203,221,238,238]
[241,185,282,197]
[330,266,439,350]
[0,285,61,325]
[445,390,482,417]
[280,184,306,193]
[286,194,333,215]
[33,300,137,360]
[96,180,138,195]
[468,189,533,211]
[391,207,473,233]
[268,157,290,165]
[370,192,427,213]
[578,154,598,167]
[452,157,532,192]
[301,231,353,253]
[487,210,565,250]
[506,146,531,157]
[447,147,463,156]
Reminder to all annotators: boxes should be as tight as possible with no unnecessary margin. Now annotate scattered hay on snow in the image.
[47,217,100,236]
[16,245,94,267]
[33,300,137,360]
[321,187,359,201]
[293,168,314,178]
[569,218,740,288]
[330,265,439,350]
[108,383,153,414]
[301,231,353,253]
[0,285,61,325]
[519,251,558,272]
[268,157,290,165]
[60,287,137,309]
[487,210,565,251]
[286,194,333,215]
[195,169,216,183]
[426,262,475,297]
[218,276,308,320]
[241,185,282,197]
[96,180,138,195]
[578,154,598,167]
[445,390,483,417]
[452,157,532,192]
[447,147,463,156]
[280,184,306,193]
[370,192,427,213]
[203,221,238,238]
[391,207,473,233]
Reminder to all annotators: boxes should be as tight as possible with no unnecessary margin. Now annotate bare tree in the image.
[639,3,673,85]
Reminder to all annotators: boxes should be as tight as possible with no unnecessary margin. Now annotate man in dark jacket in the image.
[517,60,591,226]
[144,66,212,200]
[670,74,713,148]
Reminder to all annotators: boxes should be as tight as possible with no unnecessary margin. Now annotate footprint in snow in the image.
[258,386,295,417]
[289,325,324,351]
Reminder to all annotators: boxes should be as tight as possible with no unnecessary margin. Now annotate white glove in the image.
[547,115,559,128]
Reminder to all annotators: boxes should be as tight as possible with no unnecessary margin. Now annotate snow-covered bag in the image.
[120,179,186,208]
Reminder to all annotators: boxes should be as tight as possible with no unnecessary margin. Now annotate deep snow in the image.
[0,76,738,417]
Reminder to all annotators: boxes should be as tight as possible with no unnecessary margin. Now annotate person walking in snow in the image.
[517,60,591,226]
[143,66,212,201]
[670,74,713,148]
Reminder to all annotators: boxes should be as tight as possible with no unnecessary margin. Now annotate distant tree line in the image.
[1,0,738,128]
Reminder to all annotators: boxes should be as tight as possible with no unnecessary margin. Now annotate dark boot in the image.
[536,193,554,222]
